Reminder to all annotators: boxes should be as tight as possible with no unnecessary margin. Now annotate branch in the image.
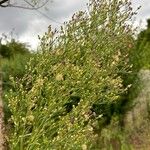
[2,0,49,10]
[0,0,8,5]
[24,0,49,10]
[0,0,9,7]
[8,4,42,10]
[0,0,49,9]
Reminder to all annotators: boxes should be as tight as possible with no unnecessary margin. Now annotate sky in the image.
[0,0,150,49]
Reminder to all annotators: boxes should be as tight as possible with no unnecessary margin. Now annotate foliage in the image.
[0,44,13,59]
[0,39,30,59]
[1,55,31,90]
[0,39,31,90]
[0,39,31,123]
[131,19,150,70]
[96,115,133,150]
[5,0,135,149]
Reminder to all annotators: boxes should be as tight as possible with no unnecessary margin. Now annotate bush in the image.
[0,38,31,91]
[2,54,30,90]
[0,40,32,124]
[5,0,135,149]
[131,19,150,70]
[0,45,13,59]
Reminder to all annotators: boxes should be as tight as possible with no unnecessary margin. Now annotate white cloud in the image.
[0,0,150,49]
[132,0,150,28]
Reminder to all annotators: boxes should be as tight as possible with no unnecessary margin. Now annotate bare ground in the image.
[124,70,150,149]
[0,74,6,149]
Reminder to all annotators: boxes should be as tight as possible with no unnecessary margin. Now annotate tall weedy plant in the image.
[6,0,136,149]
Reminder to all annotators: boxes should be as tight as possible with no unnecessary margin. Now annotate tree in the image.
[0,0,50,9]
[132,18,150,70]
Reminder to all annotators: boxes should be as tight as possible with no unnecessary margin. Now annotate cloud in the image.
[0,0,88,48]
[0,0,150,49]
[0,7,33,34]
[132,0,150,27]
[45,0,87,20]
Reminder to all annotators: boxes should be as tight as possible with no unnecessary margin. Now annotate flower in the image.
[56,73,64,81]
[27,115,34,122]
[82,144,87,150]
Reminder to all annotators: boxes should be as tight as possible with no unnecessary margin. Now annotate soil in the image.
[125,70,150,149]
[0,74,6,149]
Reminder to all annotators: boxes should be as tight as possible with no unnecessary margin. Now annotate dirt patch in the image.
[0,73,6,149]
[124,69,150,130]
[128,120,150,150]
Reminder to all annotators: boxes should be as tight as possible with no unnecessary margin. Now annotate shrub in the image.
[0,40,32,124]
[2,54,30,90]
[0,45,13,59]
[5,0,135,149]
[0,39,31,90]
[131,18,150,70]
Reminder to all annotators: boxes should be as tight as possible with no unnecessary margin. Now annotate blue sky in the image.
[0,0,150,49]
